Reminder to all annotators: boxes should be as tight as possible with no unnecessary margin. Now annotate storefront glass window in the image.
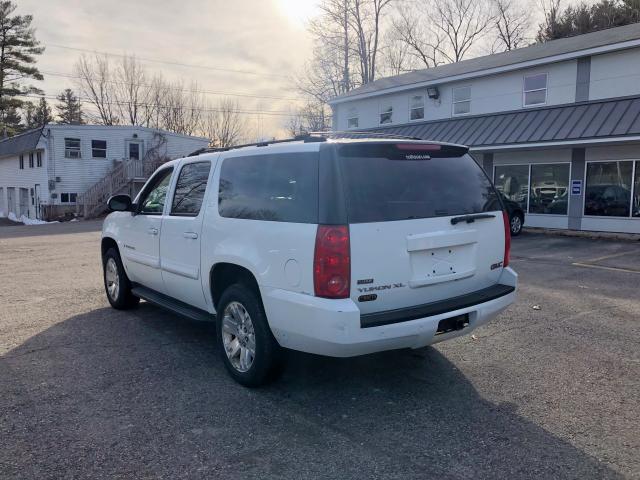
[494,165,529,212]
[584,161,633,217]
[633,161,640,217]
[529,163,570,215]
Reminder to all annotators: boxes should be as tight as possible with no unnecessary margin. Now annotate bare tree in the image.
[390,7,445,68]
[156,80,204,136]
[74,54,120,125]
[114,54,154,126]
[201,98,248,147]
[493,0,531,51]
[286,100,331,136]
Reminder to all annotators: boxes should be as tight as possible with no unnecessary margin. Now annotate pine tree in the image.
[55,88,84,124]
[0,1,44,136]
[23,96,51,128]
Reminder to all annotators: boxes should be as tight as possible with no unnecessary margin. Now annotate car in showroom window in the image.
[584,161,633,217]
[528,163,570,215]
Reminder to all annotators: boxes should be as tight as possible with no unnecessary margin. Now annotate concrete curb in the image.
[523,227,640,242]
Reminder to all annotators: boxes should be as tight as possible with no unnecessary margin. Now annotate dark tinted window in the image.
[92,140,107,158]
[337,144,498,223]
[171,162,211,216]
[139,168,174,214]
[219,153,318,223]
[584,161,632,217]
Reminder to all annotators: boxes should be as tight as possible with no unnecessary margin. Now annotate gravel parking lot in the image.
[1,221,639,479]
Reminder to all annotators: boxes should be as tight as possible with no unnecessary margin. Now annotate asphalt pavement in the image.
[0,223,638,479]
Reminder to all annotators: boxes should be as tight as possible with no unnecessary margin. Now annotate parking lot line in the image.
[572,262,640,274]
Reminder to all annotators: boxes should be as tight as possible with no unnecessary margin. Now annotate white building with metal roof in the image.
[0,125,208,221]
[329,24,640,234]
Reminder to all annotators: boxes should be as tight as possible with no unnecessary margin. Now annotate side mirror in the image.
[107,194,133,212]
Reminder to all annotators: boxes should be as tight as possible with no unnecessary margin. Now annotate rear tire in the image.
[103,247,140,310]
[216,284,282,387]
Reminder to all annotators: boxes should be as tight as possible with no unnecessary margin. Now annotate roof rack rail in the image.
[187,130,423,156]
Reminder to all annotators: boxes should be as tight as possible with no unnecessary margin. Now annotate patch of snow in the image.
[7,212,58,225]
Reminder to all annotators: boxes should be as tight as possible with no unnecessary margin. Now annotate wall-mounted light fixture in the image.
[427,86,440,100]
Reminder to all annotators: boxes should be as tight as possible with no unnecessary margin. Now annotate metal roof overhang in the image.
[368,96,640,151]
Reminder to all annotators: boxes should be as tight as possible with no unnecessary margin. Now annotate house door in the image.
[19,188,29,218]
[6,188,15,215]
[34,184,41,219]
[128,141,144,160]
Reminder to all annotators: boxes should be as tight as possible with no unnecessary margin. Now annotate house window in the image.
[347,108,359,129]
[19,154,24,169]
[29,152,34,168]
[60,193,78,204]
[494,165,529,212]
[634,161,640,217]
[584,161,633,217]
[529,163,570,215]
[379,102,393,125]
[409,95,425,121]
[64,138,81,158]
[36,151,42,167]
[91,140,107,158]
[523,73,547,106]
[452,86,471,115]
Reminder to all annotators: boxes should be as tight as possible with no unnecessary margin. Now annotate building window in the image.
[523,73,547,106]
[19,154,24,169]
[494,165,529,212]
[60,193,78,204]
[584,161,633,217]
[409,95,425,121]
[36,151,42,167]
[347,108,359,129]
[91,140,107,158]
[529,164,570,215]
[29,152,34,168]
[64,138,81,158]
[379,102,393,125]
[452,86,471,115]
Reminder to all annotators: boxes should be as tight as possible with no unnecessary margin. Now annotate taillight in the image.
[502,211,511,268]
[314,225,350,299]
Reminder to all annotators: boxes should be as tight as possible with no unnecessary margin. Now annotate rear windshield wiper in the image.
[450,213,496,225]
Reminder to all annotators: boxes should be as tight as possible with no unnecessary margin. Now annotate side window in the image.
[171,162,212,216]
[138,168,174,214]
[218,153,319,223]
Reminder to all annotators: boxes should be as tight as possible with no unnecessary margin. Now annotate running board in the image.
[131,285,215,322]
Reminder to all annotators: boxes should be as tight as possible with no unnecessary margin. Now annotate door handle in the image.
[148,227,159,236]
[183,232,198,239]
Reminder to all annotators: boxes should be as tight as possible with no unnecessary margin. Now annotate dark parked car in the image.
[501,194,525,236]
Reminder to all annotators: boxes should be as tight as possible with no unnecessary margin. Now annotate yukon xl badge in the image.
[357,283,405,293]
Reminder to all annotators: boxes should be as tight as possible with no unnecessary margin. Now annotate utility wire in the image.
[45,43,291,79]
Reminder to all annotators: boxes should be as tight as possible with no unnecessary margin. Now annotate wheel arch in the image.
[209,262,262,311]
[101,236,119,260]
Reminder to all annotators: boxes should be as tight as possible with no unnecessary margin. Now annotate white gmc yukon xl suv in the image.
[102,134,517,386]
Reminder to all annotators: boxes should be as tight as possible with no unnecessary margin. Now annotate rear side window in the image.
[218,153,318,223]
[171,161,212,216]
[337,144,499,223]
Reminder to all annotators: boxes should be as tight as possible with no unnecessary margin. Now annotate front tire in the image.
[510,213,524,236]
[216,284,282,387]
[103,247,139,310]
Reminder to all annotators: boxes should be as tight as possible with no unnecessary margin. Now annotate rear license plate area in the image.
[435,314,469,335]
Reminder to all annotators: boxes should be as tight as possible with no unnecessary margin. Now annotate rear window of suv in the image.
[218,153,319,223]
[337,143,499,223]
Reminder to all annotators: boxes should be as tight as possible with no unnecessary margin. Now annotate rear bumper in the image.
[262,267,517,357]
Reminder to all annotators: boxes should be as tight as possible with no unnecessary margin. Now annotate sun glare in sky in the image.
[277,0,319,27]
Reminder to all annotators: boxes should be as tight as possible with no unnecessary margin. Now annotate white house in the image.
[329,24,640,234]
[0,125,209,220]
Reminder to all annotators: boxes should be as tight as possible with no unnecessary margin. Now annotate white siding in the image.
[45,125,208,205]
[589,47,640,101]
[336,61,577,130]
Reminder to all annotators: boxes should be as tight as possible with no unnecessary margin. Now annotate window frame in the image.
[36,151,42,167]
[452,85,472,116]
[379,101,393,125]
[28,152,34,168]
[583,159,636,219]
[91,139,107,159]
[346,108,359,129]
[64,138,82,159]
[19,154,24,169]
[169,160,212,217]
[409,94,425,121]
[523,72,548,107]
[136,167,175,215]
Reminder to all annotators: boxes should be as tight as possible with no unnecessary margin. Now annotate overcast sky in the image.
[17,0,319,138]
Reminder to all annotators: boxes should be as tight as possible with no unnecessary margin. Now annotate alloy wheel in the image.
[105,257,120,301]
[222,301,256,373]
